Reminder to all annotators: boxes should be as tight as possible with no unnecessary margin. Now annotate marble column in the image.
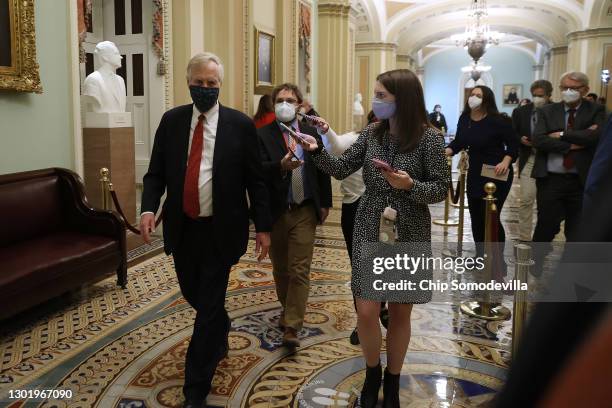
[542,51,551,81]
[548,45,568,101]
[354,42,398,122]
[567,27,612,98]
[533,64,544,80]
[172,0,205,105]
[318,0,352,133]
[396,54,415,71]
[416,66,425,86]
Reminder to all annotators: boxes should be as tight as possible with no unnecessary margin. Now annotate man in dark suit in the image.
[531,71,606,268]
[494,117,612,408]
[511,79,553,243]
[258,83,332,347]
[140,52,271,408]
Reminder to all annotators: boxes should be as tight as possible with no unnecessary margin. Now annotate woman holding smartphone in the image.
[299,69,448,407]
[445,85,518,264]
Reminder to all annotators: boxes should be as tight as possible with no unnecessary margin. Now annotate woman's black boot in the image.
[360,362,382,408]
[382,368,400,408]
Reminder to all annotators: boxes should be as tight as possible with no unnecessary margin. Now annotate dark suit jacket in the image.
[141,103,272,264]
[257,121,333,225]
[428,112,447,132]
[582,115,612,241]
[511,102,536,174]
[532,100,606,184]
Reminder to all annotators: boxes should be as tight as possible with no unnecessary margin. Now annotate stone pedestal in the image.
[83,127,136,225]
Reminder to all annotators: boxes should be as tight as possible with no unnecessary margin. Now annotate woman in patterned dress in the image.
[300,69,449,407]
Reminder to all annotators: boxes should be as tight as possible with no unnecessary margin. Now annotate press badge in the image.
[379,206,398,244]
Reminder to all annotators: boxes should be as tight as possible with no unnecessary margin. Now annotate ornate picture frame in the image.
[502,84,522,106]
[0,0,42,93]
[254,27,275,94]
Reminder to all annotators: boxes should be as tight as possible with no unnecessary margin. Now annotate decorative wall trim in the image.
[162,0,173,110]
[567,27,612,41]
[69,0,84,176]
[243,0,251,113]
[355,42,398,52]
[299,0,313,93]
[291,0,298,84]
[318,3,350,17]
[550,45,568,55]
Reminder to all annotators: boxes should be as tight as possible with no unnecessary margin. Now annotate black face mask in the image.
[189,85,219,113]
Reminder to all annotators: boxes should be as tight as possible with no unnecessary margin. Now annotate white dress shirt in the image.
[324,128,365,204]
[190,103,219,216]
[142,103,219,218]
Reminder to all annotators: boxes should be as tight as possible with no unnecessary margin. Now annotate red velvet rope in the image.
[109,190,164,235]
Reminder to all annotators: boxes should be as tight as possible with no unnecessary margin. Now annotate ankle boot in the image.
[383,368,400,408]
[360,362,382,408]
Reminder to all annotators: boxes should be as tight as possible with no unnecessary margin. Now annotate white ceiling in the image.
[350,0,611,64]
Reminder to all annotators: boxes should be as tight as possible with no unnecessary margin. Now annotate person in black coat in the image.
[446,85,518,262]
[258,83,332,348]
[531,71,606,269]
[495,116,612,408]
[140,53,271,408]
[428,104,448,133]
[511,79,553,242]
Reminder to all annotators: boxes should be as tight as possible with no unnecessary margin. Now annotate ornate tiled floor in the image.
[1,179,532,408]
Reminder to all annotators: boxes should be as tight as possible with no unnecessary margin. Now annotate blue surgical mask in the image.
[372,98,396,120]
[189,86,219,113]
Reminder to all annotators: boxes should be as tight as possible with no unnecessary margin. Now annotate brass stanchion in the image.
[460,182,511,320]
[433,156,459,227]
[512,243,533,358]
[442,152,470,257]
[100,168,111,211]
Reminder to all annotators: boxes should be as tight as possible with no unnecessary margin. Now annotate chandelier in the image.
[462,62,491,82]
[451,0,503,62]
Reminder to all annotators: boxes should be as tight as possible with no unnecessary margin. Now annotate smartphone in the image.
[372,158,396,173]
[279,122,304,142]
[279,122,318,146]
[297,111,320,124]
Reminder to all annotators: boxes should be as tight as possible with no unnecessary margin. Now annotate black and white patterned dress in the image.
[312,124,449,303]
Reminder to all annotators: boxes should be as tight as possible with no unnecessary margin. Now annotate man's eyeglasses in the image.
[276,98,298,104]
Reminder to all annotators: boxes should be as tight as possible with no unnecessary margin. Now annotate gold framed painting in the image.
[254,27,275,94]
[0,0,42,93]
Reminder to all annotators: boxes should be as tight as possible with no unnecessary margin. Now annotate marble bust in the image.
[83,41,127,113]
[353,93,364,116]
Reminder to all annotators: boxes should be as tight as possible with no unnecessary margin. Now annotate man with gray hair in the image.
[531,71,606,273]
[511,79,553,243]
[140,52,272,407]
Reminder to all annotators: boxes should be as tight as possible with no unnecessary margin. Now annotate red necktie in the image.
[563,109,576,169]
[183,114,205,218]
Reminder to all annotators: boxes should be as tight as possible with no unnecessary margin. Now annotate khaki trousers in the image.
[519,154,537,241]
[270,203,317,331]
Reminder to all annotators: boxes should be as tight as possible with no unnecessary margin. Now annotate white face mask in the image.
[468,95,482,110]
[533,96,547,108]
[275,102,296,123]
[561,88,581,104]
